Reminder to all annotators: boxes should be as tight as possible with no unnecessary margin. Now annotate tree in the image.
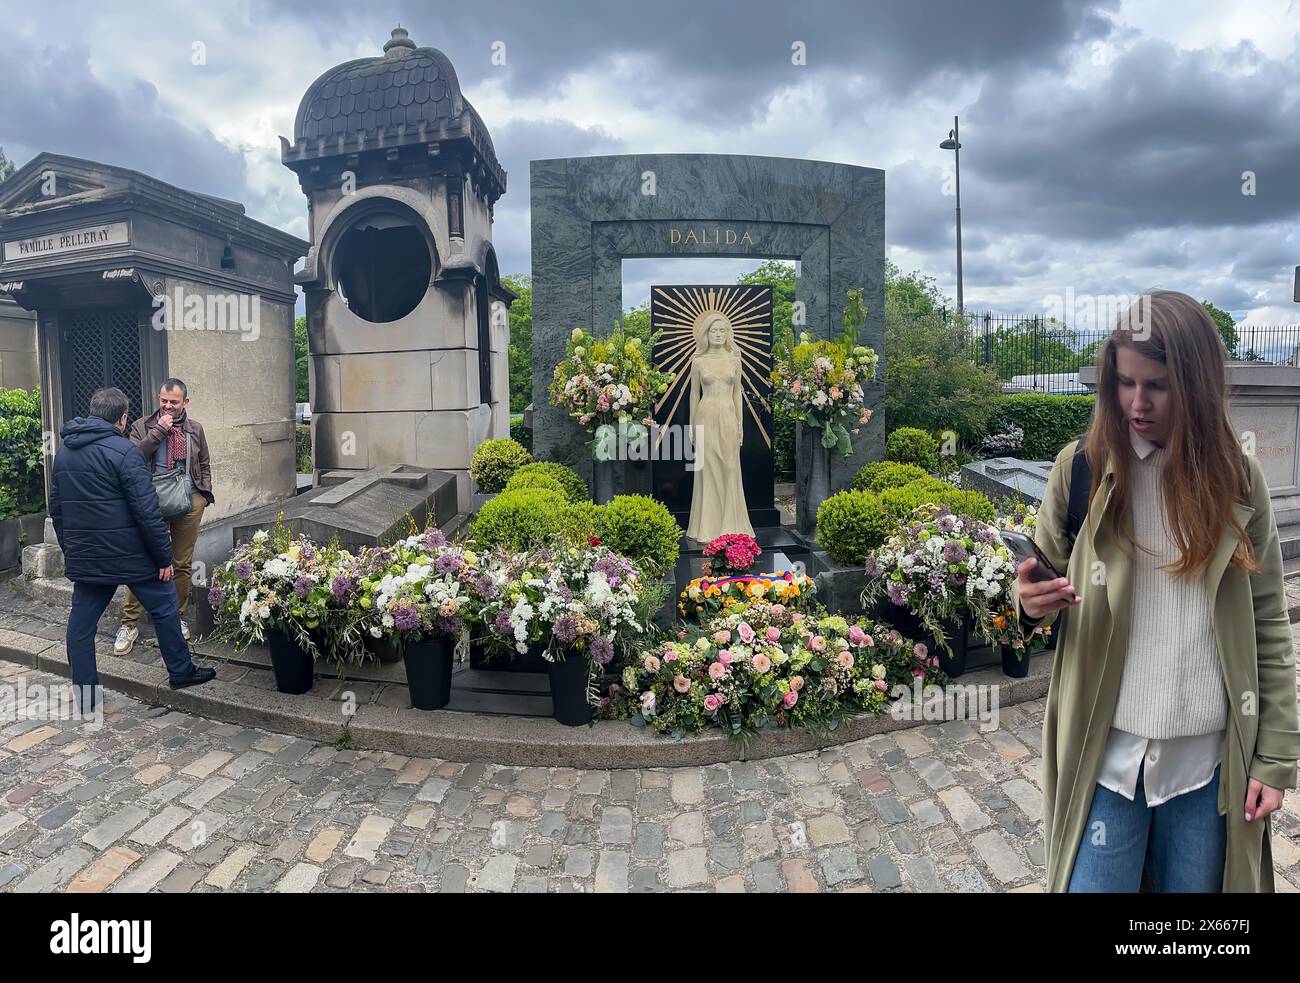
[0,148,15,183]
[503,273,532,413]
[738,260,797,336]
[986,317,1080,379]
[1200,300,1240,359]
[884,259,943,317]
[294,316,309,404]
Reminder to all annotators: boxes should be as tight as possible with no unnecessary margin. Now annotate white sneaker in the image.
[180,621,190,641]
[113,626,138,655]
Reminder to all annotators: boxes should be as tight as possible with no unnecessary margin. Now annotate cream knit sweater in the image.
[1110,428,1229,738]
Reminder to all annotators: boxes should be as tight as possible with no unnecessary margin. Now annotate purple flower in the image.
[437,614,463,636]
[301,545,317,562]
[864,555,884,577]
[393,605,421,632]
[926,572,944,591]
[330,574,356,600]
[942,539,968,563]
[234,560,253,580]
[424,527,448,549]
[494,610,513,635]
[434,552,465,576]
[208,585,225,606]
[292,576,312,598]
[589,636,614,665]
[948,572,967,587]
[887,581,912,606]
[936,514,956,533]
[554,614,579,645]
[557,585,574,605]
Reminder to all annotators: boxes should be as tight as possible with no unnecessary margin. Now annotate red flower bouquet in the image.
[702,533,762,576]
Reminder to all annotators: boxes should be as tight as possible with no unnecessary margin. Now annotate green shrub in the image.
[294,423,312,473]
[509,415,531,452]
[504,471,565,497]
[815,490,895,565]
[596,494,681,575]
[512,461,588,503]
[852,460,928,493]
[560,500,603,545]
[470,438,533,493]
[470,488,568,552]
[0,387,44,521]
[773,403,795,482]
[996,393,1095,460]
[878,479,996,524]
[885,427,939,471]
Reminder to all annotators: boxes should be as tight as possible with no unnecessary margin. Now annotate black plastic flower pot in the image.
[932,614,970,678]
[267,628,315,695]
[403,636,454,711]
[365,634,402,664]
[471,641,548,673]
[546,654,594,726]
[1000,644,1030,678]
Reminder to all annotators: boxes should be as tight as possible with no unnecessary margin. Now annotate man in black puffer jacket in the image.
[49,387,215,707]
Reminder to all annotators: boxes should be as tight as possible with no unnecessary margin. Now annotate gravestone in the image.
[231,464,458,552]
[961,457,1053,506]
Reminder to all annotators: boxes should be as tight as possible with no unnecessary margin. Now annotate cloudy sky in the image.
[2,0,1298,324]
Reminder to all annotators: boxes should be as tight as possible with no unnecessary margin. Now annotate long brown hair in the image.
[1081,289,1257,578]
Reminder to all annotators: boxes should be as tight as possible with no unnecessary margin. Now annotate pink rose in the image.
[664,651,678,663]
[717,650,733,667]
[914,642,928,659]
[643,655,661,673]
[673,675,691,693]
[676,629,687,641]
[810,635,827,652]
[791,612,804,624]
[863,633,874,647]
[790,675,804,692]
[836,651,854,669]
[598,697,611,709]
[782,690,798,708]
[708,661,727,681]
[929,657,939,668]
[848,626,867,647]
[738,622,755,644]
[751,653,772,674]
[703,694,721,714]
[712,629,731,645]
[765,626,781,642]
[913,667,925,678]
[770,604,787,619]
[874,679,888,691]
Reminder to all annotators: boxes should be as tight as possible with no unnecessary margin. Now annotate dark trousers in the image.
[68,580,197,702]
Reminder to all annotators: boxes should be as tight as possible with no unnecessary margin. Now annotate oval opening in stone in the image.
[332,212,432,322]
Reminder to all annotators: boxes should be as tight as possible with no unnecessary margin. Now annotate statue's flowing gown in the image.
[686,354,755,541]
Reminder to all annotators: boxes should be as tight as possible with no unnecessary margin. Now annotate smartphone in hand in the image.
[998,530,1080,603]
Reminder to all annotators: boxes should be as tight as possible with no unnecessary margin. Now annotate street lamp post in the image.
[940,116,964,317]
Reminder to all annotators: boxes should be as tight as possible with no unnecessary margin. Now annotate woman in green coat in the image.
[1015,290,1300,892]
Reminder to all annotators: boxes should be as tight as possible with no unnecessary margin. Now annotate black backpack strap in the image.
[1064,442,1091,549]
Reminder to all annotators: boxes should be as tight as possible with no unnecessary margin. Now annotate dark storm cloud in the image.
[0,33,251,205]
[255,0,1118,124]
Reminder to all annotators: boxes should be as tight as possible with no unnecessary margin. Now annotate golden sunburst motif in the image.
[650,284,774,448]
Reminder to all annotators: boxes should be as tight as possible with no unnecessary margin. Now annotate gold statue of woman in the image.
[686,312,755,541]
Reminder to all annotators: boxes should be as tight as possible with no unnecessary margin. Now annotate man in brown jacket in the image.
[113,378,215,654]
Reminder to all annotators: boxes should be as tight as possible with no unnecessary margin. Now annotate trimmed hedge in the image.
[470,438,533,493]
[512,461,588,504]
[773,403,795,483]
[596,494,681,575]
[995,393,1095,461]
[885,427,939,472]
[509,415,531,452]
[815,490,896,565]
[852,460,928,493]
[504,471,566,498]
[877,478,995,524]
[470,487,569,552]
[0,387,44,521]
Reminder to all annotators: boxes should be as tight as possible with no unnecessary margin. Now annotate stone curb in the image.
[0,624,1052,768]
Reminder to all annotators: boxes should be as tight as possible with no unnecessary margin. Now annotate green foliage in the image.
[504,471,565,497]
[885,427,939,471]
[0,386,44,520]
[294,423,312,474]
[815,490,895,565]
[884,265,1003,446]
[294,316,309,404]
[1200,300,1240,358]
[470,488,570,552]
[560,500,603,544]
[512,461,588,503]
[504,274,532,413]
[0,147,15,183]
[986,317,1081,380]
[595,494,681,575]
[773,402,795,482]
[739,261,799,480]
[470,438,533,493]
[509,415,530,451]
[877,479,995,524]
[852,460,928,493]
[996,393,1095,460]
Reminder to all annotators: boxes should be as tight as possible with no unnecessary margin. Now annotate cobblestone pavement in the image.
[2,652,1299,894]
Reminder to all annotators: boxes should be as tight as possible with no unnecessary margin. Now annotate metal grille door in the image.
[63,309,144,421]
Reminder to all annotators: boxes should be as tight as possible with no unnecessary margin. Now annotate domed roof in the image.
[286,27,504,197]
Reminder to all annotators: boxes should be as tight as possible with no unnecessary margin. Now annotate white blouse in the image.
[1096,727,1224,807]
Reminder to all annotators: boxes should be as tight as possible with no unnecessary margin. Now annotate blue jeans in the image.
[68,579,198,707]
[1068,763,1226,892]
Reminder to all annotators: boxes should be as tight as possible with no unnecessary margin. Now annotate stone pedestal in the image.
[22,542,64,580]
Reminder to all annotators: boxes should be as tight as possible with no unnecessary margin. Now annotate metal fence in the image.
[943,310,1300,395]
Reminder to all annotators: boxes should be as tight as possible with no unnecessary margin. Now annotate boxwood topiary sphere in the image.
[595,494,681,575]
[470,487,568,552]
[470,438,533,494]
[815,490,896,565]
[851,460,929,493]
[512,461,589,504]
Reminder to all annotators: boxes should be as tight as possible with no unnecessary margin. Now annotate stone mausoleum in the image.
[283,27,514,511]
